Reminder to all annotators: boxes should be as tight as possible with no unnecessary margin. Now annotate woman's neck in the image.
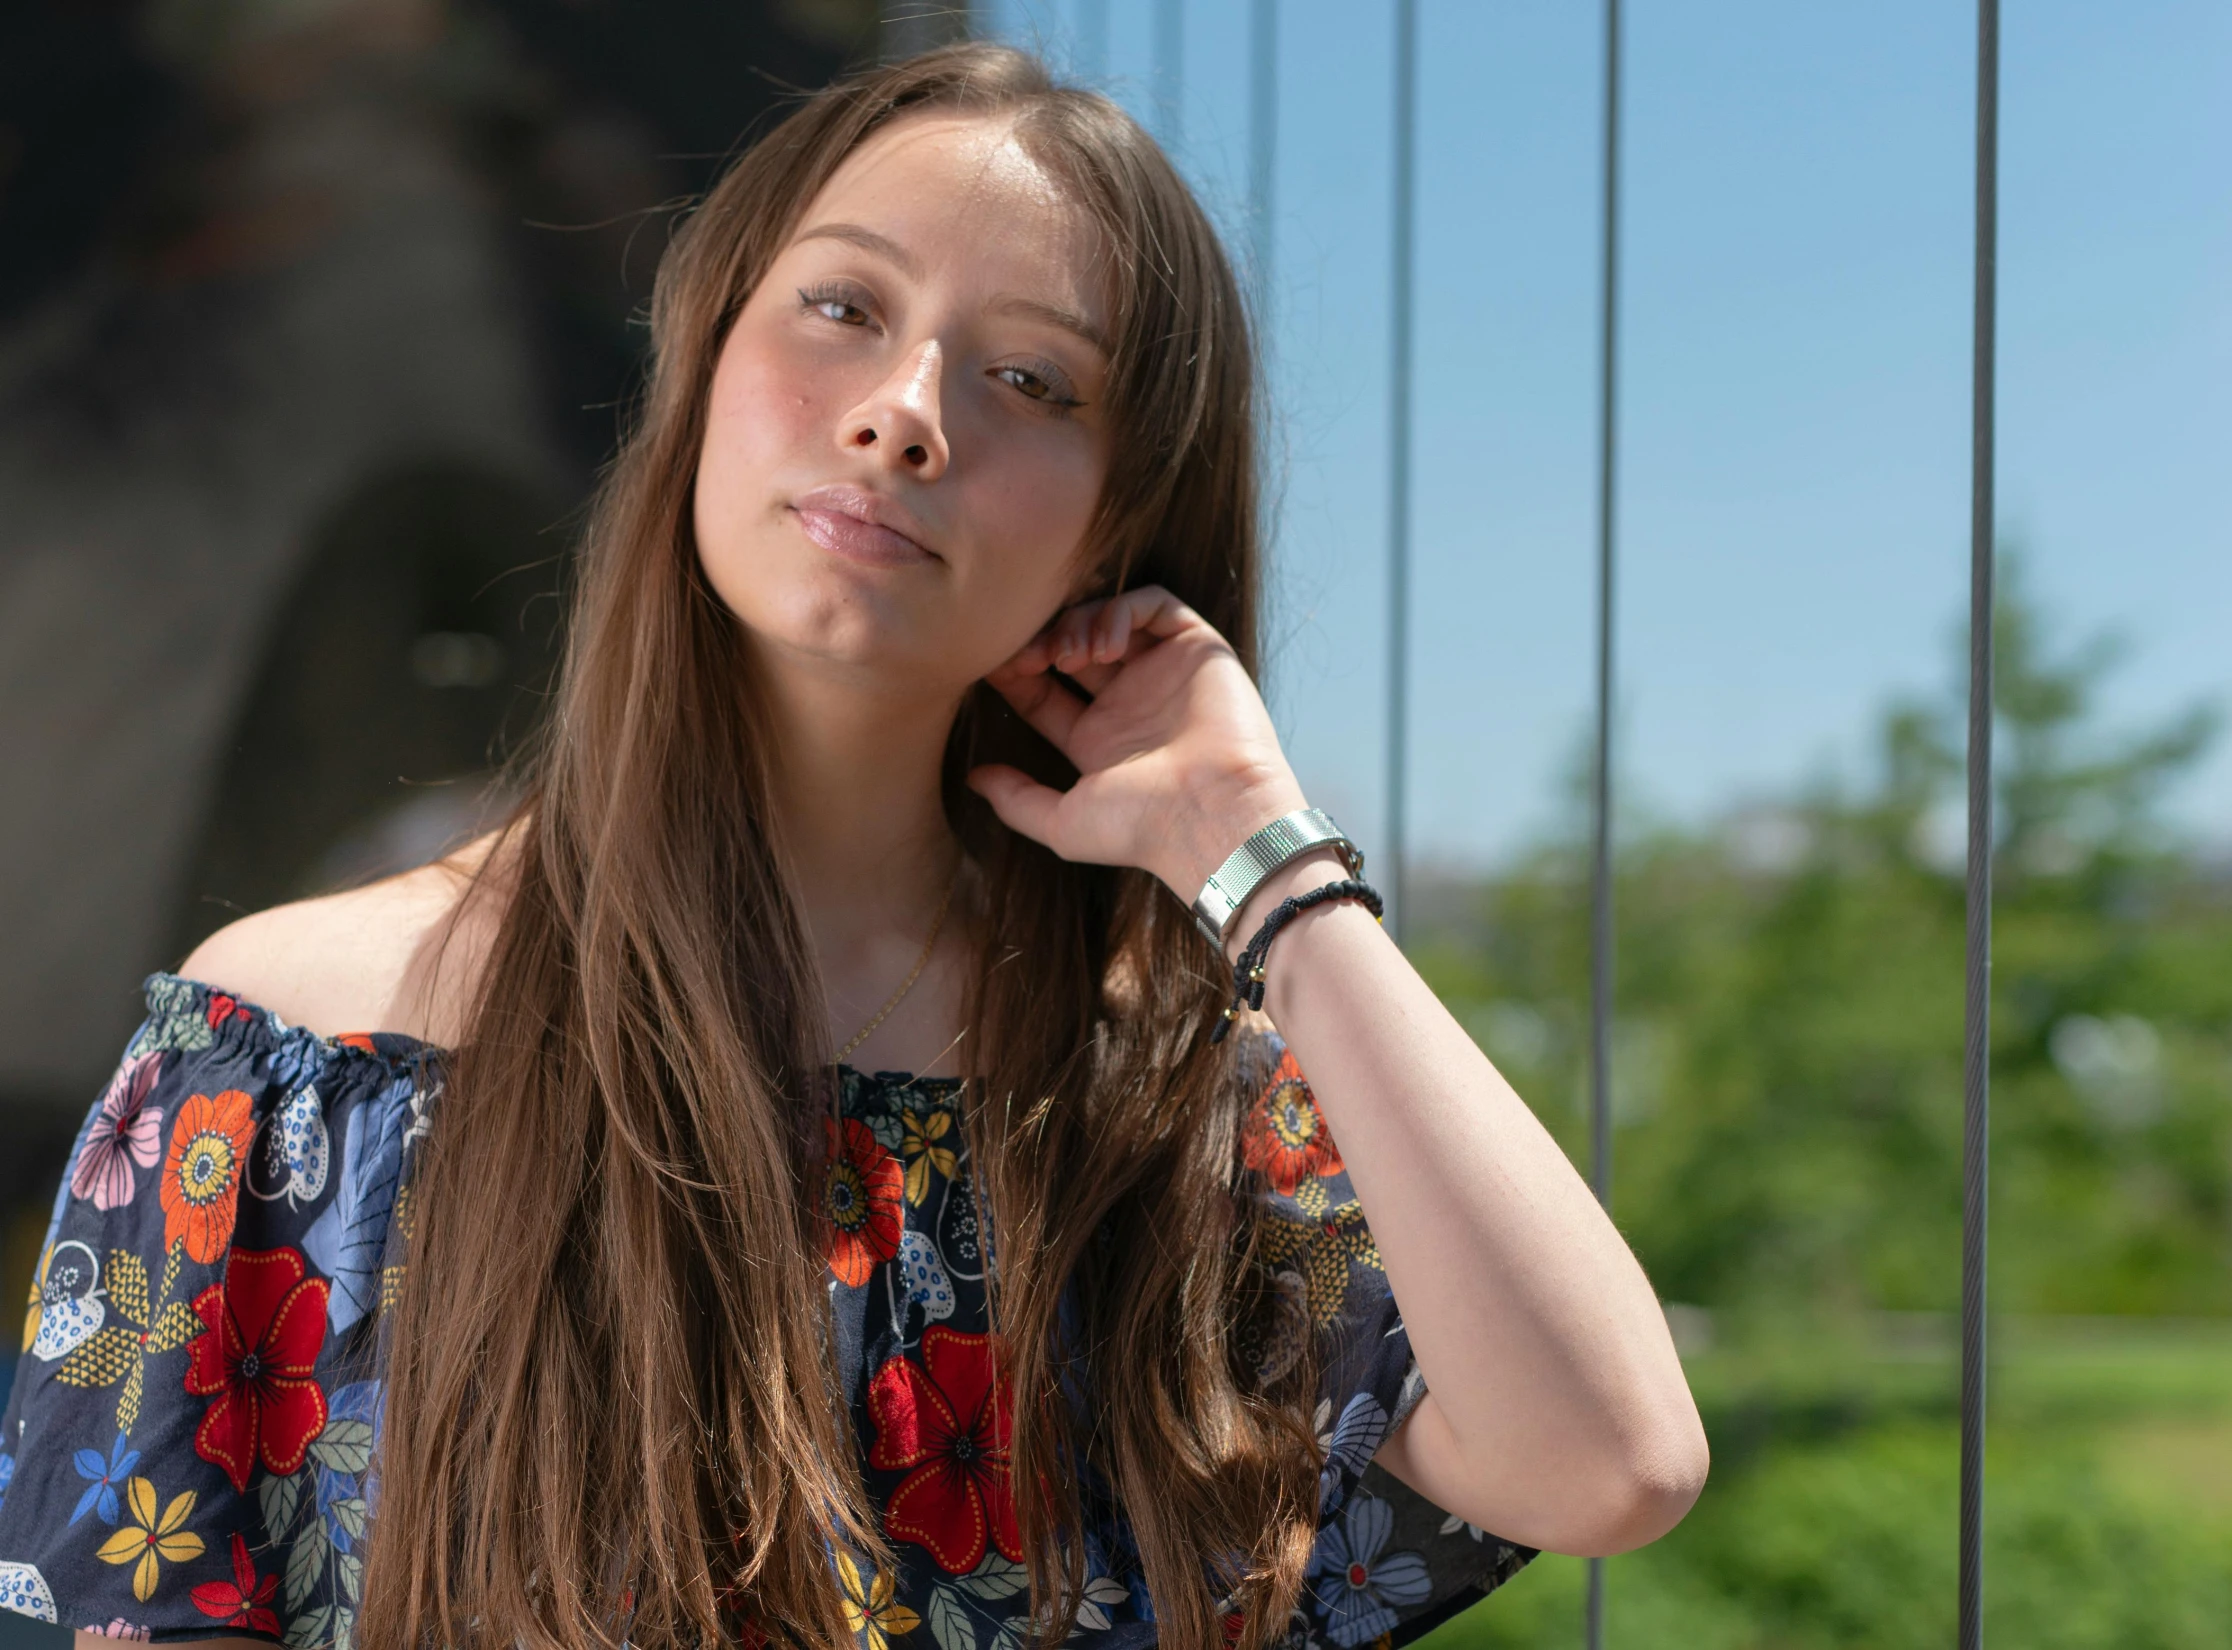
[759,657,973,1071]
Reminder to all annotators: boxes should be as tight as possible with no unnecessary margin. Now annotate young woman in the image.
[0,43,1704,1650]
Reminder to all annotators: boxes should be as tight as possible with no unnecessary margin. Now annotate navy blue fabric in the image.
[0,975,1529,1646]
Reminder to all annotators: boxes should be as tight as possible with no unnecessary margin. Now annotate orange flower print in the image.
[160,1091,257,1263]
[1241,1050,1343,1196]
[820,1117,903,1287]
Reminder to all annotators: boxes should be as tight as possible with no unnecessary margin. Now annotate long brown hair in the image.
[362,42,1320,1650]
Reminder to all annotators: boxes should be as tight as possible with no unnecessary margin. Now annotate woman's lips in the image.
[790,503,938,569]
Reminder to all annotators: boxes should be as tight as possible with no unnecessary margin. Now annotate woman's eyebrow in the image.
[792,219,1109,357]
[793,221,923,278]
[987,293,1111,358]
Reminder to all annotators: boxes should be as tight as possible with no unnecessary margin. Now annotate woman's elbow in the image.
[1427,1379,1711,1558]
[1563,1414,1711,1557]
[1467,1407,1709,1558]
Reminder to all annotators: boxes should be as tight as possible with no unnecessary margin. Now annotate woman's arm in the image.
[1222,846,1706,1556]
[967,587,1708,1558]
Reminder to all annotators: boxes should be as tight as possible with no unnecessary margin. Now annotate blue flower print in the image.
[1309,1494,1432,1648]
[0,1450,13,1512]
[1314,1391,1390,1515]
[262,1030,322,1098]
[68,1434,140,1527]
[303,1078,414,1336]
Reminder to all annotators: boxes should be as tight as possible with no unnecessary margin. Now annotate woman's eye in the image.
[995,364,1084,413]
[798,286,870,326]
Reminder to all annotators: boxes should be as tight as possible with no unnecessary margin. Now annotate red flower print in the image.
[205,994,251,1030]
[183,1247,331,1492]
[867,1325,1020,1574]
[714,1530,773,1649]
[1241,1050,1343,1196]
[190,1532,279,1636]
[820,1117,903,1288]
[160,1090,257,1263]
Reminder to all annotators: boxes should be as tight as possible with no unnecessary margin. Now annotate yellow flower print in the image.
[94,1477,204,1602]
[899,1107,960,1206]
[836,1549,919,1650]
[1257,1178,1385,1326]
[21,1244,48,1353]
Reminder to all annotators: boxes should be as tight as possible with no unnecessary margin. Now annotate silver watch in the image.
[1191,808,1365,950]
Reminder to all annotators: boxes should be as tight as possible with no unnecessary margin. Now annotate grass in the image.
[1416,1315,2232,1649]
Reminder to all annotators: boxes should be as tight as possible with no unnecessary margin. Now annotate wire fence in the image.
[967,0,2004,1641]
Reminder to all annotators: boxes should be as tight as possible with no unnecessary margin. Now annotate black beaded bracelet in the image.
[1210,877,1385,1043]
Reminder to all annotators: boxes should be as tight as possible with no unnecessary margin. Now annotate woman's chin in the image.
[737,588,958,685]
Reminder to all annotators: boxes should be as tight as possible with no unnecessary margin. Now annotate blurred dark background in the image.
[0,0,968,1303]
[0,20,971,1641]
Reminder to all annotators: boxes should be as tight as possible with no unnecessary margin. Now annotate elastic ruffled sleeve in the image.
[1229,1028,1532,1650]
[0,974,439,1645]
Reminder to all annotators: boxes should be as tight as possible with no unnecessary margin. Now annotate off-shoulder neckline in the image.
[144,970,966,1092]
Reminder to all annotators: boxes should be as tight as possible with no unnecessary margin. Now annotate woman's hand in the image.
[966,586,1308,901]
[971,594,1710,1558]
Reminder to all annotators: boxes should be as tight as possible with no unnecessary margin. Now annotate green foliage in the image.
[1411,556,2232,1319]
[1429,1421,2232,1650]
[1403,563,2232,1642]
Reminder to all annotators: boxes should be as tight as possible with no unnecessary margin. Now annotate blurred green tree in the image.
[1412,555,2232,1321]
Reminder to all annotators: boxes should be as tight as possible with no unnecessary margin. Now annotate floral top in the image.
[0,974,1530,1648]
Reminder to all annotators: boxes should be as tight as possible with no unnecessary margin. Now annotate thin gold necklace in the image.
[832,868,959,1068]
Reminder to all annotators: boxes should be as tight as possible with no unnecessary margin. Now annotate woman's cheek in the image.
[696,373,815,559]
[716,345,821,460]
[964,528,1092,665]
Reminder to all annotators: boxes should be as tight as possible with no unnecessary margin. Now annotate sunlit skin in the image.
[694,113,1115,693]
[171,113,1706,1646]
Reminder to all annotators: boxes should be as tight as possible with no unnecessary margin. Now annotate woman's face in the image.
[694,112,1115,695]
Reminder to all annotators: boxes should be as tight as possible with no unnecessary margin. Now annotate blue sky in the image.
[981,0,2231,874]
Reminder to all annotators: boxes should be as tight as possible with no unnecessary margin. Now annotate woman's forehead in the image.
[792,113,1112,327]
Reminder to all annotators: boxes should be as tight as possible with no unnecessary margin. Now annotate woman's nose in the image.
[842,341,950,480]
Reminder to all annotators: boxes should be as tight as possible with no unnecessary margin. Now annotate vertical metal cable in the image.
[1247,0,1279,312]
[1153,0,1185,145]
[1586,0,1623,1643]
[1075,0,1109,82]
[1383,0,1418,943]
[1960,2,2000,1647]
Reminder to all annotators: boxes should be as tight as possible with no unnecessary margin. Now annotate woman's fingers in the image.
[1043,585,1202,675]
[981,659,1088,754]
[964,763,1067,849]
[1116,584,1202,641]
[1092,597,1135,663]
[988,583,1210,731]
[1062,629,1156,696]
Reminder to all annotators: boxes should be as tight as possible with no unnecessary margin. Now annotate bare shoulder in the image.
[178,829,516,1047]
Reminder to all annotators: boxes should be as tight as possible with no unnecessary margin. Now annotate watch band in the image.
[1191,808,1364,950]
